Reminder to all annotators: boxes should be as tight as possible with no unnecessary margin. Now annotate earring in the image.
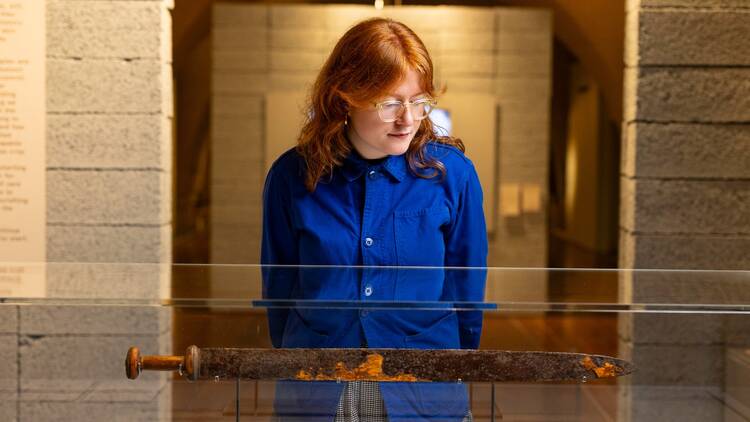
[344,115,349,126]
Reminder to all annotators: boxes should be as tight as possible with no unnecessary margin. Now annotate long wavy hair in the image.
[296,17,464,192]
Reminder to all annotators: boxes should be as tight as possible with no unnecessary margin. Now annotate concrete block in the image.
[211,116,263,145]
[270,51,326,72]
[0,306,17,333]
[499,140,548,173]
[640,0,750,7]
[0,401,15,422]
[442,76,494,94]
[211,204,262,226]
[725,347,750,416]
[271,5,328,29]
[490,229,547,267]
[211,144,263,168]
[496,76,550,101]
[439,31,494,52]
[441,53,494,77]
[210,223,262,264]
[269,29,334,51]
[618,382,725,421]
[211,95,263,118]
[0,334,17,389]
[620,231,750,270]
[618,313,723,345]
[47,1,166,59]
[20,306,170,336]
[213,3,267,29]
[212,183,263,208]
[500,112,550,145]
[269,72,317,91]
[212,72,268,95]
[19,334,168,384]
[161,63,174,118]
[212,28,267,52]
[47,170,169,225]
[634,10,750,66]
[213,51,268,72]
[627,395,723,422]
[624,8,640,68]
[47,59,164,113]
[621,268,750,304]
[726,315,750,346]
[47,114,169,169]
[212,160,263,188]
[325,5,379,31]
[45,262,169,299]
[622,178,750,234]
[211,137,263,168]
[47,223,171,263]
[385,7,446,32]
[437,7,496,32]
[497,8,552,34]
[623,122,750,178]
[490,384,579,417]
[496,52,550,77]
[497,31,551,54]
[620,340,723,386]
[625,67,750,123]
[19,399,168,422]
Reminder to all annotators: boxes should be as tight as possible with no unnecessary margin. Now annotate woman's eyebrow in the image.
[383,92,427,101]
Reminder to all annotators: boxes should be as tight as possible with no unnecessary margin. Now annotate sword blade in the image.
[197,348,633,382]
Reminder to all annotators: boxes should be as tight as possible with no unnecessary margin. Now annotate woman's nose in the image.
[396,105,415,125]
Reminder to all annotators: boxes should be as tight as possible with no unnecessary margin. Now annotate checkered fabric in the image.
[334,381,473,422]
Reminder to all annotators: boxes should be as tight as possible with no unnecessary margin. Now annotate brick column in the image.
[619,0,750,419]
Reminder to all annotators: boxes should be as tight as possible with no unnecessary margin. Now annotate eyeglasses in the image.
[374,97,436,123]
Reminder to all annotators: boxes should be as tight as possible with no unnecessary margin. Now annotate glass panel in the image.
[0,263,749,420]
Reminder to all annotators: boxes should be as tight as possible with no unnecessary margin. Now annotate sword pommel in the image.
[126,346,196,380]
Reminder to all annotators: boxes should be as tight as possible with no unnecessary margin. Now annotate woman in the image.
[262,17,487,422]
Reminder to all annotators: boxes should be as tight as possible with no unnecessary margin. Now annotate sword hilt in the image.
[126,345,201,381]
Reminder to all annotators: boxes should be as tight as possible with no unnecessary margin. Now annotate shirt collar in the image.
[342,150,406,183]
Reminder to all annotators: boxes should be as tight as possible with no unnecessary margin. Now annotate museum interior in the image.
[0,0,749,420]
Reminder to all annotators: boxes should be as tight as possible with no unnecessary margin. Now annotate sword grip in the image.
[126,345,201,381]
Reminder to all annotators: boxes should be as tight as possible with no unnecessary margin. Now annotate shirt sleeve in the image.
[260,165,298,348]
[442,163,488,349]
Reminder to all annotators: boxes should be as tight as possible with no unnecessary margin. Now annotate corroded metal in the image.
[193,347,633,382]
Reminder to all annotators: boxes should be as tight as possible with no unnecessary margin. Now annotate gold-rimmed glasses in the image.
[374,97,436,123]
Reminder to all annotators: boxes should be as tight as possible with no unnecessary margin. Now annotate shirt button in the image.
[360,310,369,318]
[368,170,379,180]
[364,285,373,297]
[364,237,374,247]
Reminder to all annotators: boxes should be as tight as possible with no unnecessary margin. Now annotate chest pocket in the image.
[394,205,451,267]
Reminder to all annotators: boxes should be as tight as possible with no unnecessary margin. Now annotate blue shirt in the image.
[261,142,488,421]
[261,142,488,349]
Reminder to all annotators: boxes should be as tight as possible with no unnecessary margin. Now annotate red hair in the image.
[296,17,464,192]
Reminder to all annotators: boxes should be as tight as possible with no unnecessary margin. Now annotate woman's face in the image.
[346,69,424,159]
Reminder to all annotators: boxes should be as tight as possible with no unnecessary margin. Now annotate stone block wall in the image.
[46,0,174,263]
[0,1,177,421]
[211,5,552,269]
[619,0,750,420]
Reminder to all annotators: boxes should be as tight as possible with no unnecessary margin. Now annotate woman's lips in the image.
[388,132,410,139]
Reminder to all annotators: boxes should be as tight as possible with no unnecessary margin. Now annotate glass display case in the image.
[1,263,749,421]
